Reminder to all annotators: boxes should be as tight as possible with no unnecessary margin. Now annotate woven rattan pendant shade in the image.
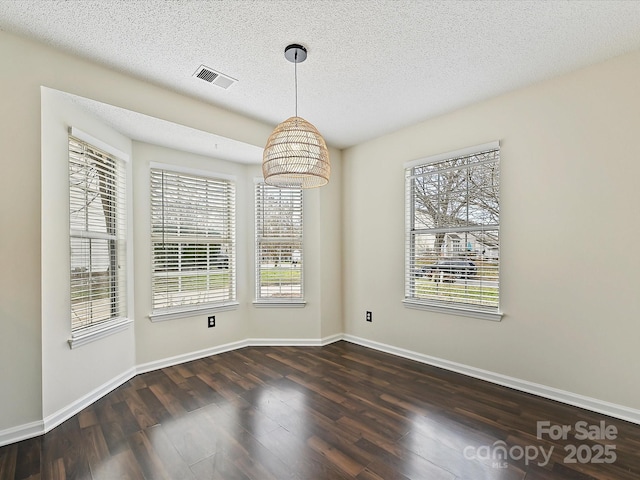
[263,116,330,188]
[263,44,330,189]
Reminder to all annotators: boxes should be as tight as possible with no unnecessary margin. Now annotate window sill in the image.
[253,300,306,308]
[149,302,239,322]
[68,317,133,349]
[403,299,503,322]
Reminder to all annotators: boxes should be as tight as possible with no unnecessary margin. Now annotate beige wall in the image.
[0,29,343,436]
[319,151,344,339]
[132,144,343,360]
[2,23,638,442]
[343,50,640,409]
[41,88,137,420]
[0,32,43,432]
[132,143,251,363]
[244,145,344,342]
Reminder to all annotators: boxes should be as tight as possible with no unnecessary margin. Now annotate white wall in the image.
[0,33,43,433]
[132,145,343,362]
[9,19,639,445]
[318,157,344,339]
[245,165,325,340]
[343,49,640,410]
[41,88,136,420]
[0,29,343,438]
[0,28,271,431]
[133,143,257,363]
[244,151,343,342]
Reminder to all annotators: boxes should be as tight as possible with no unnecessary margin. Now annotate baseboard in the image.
[1,336,342,447]
[43,367,137,434]
[6,332,636,449]
[342,334,640,425]
[0,420,44,448]
[319,333,344,346]
[135,334,343,374]
[136,339,249,374]
[247,333,343,347]
[1,367,138,447]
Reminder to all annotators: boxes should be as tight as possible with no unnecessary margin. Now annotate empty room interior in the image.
[1,1,640,479]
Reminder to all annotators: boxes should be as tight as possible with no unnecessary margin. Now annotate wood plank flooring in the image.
[1,341,639,479]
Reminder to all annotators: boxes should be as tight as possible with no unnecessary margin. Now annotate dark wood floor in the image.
[1,341,639,479]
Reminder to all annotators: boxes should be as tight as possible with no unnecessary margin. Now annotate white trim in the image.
[403,299,503,322]
[341,334,640,425]
[149,302,239,322]
[136,335,342,372]
[252,301,306,308]
[137,339,249,374]
[68,318,133,349]
[246,334,341,347]
[404,140,500,169]
[254,181,305,303]
[0,420,44,448]
[150,161,237,182]
[124,144,135,324]
[6,332,639,449]
[5,337,341,447]
[318,333,344,345]
[69,126,130,161]
[43,368,136,433]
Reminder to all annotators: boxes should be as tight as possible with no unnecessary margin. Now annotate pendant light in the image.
[262,44,330,188]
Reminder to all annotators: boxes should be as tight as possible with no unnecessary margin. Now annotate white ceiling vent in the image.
[193,65,236,89]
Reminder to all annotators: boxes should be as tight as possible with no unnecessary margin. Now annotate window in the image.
[255,182,304,304]
[69,136,127,333]
[151,167,236,317]
[404,142,501,320]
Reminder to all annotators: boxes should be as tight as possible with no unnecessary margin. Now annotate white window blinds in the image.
[69,136,127,332]
[151,168,236,313]
[255,182,303,301]
[405,143,500,315]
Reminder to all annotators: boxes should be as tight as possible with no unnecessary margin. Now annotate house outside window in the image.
[255,182,304,304]
[150,167,236,317]
[404,142,501,320]
[69,136,128,333]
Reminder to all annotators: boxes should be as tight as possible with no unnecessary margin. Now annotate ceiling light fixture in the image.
[262,44,330,188]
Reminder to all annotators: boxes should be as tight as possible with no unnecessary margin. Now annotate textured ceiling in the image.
[2,0,640,154]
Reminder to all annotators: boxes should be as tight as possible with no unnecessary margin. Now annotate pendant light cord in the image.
[294,50,298,117]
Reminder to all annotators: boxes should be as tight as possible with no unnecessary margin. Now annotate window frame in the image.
[149,164,237,321]
[68,129,132,348]
[403,141,502,321]
[254,180,305,307]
